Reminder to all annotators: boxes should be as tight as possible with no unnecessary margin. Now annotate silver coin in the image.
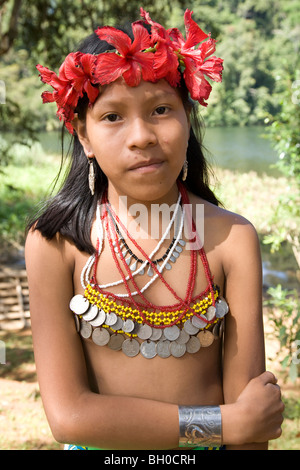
[149,327,163,341]
[191,315,207,329]
[206,306,216,321]
[122,319,135,333]
[74,314,80,333]
[69,294,90,315]
[89,309,106,327]
[108,334,125,351]
[178,239,186,246]
[198,330,214,347]
[159,330,167,341]
[176,329,190,345]
[105,312,118,326]
[216,299,228,318]
[170,341,186,358]
[140,340,157,359]
[137,323,153,340]
[183,319,200,335]
[122,338,140,357]
[82,304,99,322]
[80,320,92,339]
[110,316,123,331]
[157,340,171,358]
[186,335,201,354]
[163,325,180,341]
[219,297,229,313]
[132,322,141,335]
[212,321,221,338]
[92,327,110,346]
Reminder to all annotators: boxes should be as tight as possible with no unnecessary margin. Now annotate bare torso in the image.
[71,194,225,407]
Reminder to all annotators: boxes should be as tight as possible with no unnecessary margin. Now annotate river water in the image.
[203,126,280,175]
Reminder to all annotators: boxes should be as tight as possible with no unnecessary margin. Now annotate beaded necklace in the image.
[70,182,229,358]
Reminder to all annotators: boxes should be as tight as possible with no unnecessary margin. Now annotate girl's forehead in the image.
[96,78,181,104]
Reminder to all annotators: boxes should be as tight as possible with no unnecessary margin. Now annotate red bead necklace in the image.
[91,182,216,328]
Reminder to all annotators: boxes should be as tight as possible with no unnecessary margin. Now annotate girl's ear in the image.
[72,114,94,158]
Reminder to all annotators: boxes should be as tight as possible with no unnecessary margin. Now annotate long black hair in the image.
[28,23,221,255]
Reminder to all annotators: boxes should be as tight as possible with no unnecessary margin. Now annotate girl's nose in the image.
[126,117,158,150]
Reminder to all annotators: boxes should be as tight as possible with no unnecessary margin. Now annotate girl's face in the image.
[77,79,190,205]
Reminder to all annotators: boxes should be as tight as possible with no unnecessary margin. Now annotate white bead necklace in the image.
[80,192,185,296]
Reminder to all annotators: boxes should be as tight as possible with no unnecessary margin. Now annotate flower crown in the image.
[37,8,223,134]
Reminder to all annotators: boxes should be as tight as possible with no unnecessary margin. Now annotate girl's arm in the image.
[25,229,283,450]
[222,217,270,449]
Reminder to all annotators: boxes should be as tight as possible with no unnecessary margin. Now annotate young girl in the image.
[26,9,284,450]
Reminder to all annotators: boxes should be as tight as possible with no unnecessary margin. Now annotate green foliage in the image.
[1,0,299,139]
[264,285,300,382]
[263,66,300,267]
[265,70,300,185]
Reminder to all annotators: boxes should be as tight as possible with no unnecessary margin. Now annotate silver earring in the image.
[182,159,188,181]
[88,158,95,196]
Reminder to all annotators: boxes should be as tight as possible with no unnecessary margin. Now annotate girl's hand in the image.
[222,371,284,445]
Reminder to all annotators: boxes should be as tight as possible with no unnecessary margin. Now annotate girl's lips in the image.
[129,160,164,173]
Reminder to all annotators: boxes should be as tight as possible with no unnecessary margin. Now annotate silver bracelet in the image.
[178,406,222,448]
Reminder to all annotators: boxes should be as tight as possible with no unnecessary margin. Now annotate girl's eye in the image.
[104,113,120,122]
[154,106,169,115]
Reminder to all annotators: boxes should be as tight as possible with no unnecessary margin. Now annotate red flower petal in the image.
[153,42,180,85]
[84,81,99,103]
[167,28,185,49]
[140,8,173,46]
[95,26,132,56]
[199,56,223,82]
[184,66,212,105]
[200,38,217,60]
[123,62,142,87]
[60,53,81,80]
[79,53,97,78]
[36,64,66,90]
[41,91,56,103]
[183,10,208,49]
[65,121,75,134]
[131,22,152,52]
[95,53,130,85]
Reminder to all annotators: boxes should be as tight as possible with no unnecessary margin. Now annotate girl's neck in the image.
[106,183,181,241]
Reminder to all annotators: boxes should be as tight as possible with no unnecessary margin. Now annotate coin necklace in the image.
[70,182,229,358]
[80,190,183,291]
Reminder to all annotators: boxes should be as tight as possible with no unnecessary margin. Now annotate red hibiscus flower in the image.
[139,8,180,86]
[37,52,99,133]
[140,8,223,106]
[95,23,156,86]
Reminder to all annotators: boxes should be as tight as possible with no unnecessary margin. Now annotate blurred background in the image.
[0,0,299,450]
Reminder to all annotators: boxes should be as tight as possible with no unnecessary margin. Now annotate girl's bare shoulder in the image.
[25,228,76,275]
[189,193,260,258]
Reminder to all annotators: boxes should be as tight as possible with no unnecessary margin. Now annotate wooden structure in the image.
[0,265,30,330]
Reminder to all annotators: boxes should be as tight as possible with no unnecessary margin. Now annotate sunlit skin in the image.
[25,78,283,450]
